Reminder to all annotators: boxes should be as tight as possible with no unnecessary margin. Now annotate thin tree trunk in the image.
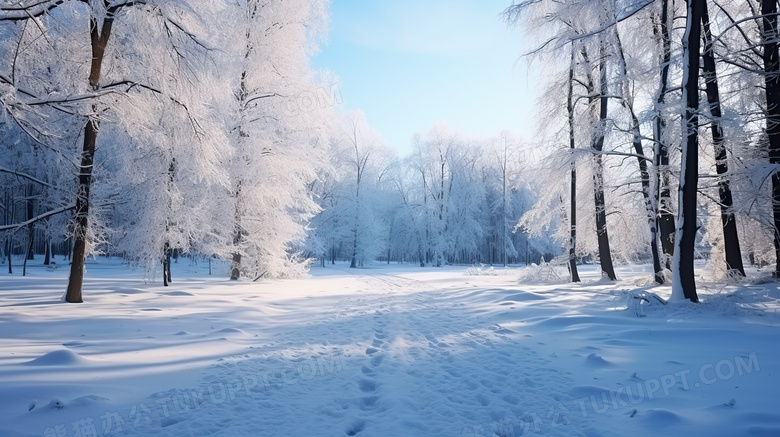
[701,5,745,277]
[230,180,243,280]
[671,0,703,303]
[567,44,581,283]
[26,184,34,260]
[654,0,676,271]
[162,242,170,287]
[43,236,51,265]
[592,42,617,281]
[230,250,242,280]
[614,29,664,283]
[762,0,780,277]
[65,16,113,303]
[5,189,12,274]
[163,159,175,286]
[22,234,33,276]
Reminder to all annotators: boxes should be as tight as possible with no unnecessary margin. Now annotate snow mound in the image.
[163,291,194,296]
[638,408,685,427]
[69,395,109,407]
[215,327,245,334]
[498,292,545,303]
[585,353,613,368]
[32,395,108,412]
[25,350,90,366]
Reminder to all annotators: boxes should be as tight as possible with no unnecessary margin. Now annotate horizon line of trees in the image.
[4,0,780,305]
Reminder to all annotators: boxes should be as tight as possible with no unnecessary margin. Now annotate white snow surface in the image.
[1,258,779,437]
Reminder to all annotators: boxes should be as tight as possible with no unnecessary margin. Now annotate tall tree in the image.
[671,0,704,302]
[762,0,780,277]
[701,3,745,277]
[589,40,618,280]
[614,25,664,283]
[653,0,677,273]
[567,43,581,282]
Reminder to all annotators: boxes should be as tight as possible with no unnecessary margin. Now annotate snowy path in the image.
[2,260,779,436]
[116,271,580,436]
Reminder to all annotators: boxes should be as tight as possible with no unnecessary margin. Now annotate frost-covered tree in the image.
[1,1,234,301]
[204,0,330,280]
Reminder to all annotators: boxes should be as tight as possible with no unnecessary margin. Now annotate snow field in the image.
[0,258,779,436]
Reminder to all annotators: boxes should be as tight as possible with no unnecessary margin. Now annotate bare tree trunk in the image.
[567,44,581,283]
[230,247,242,280]
[26,184,34,260]
[22,233,33,276]
[43,236,51,265]
[614,29,664,283]
[592,42,617,281]
[230,180,243,280]
[701,4,745,277]
[65,115,98,303]
[671,0,703,303]
[65,16,113,303]
[762,0,780,278]
[162,242,171,286]
[5,189,12,274]
[654,0,676,271]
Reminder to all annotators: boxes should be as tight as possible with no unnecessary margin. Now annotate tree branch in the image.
[0,204,75,232]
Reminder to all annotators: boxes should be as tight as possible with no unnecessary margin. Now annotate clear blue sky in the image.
[311,0,540,156]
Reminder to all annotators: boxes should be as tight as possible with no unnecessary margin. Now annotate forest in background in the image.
[1,0,780,303]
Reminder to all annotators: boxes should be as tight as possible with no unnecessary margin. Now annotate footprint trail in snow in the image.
[118,271,581,436]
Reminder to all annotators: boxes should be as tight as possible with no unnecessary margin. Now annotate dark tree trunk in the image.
[672,0,703,302]
[230,252,241,280]
[701,5,745,277]
[762,0,780,277]
[350,235,357,268]
[22,234,33,276]
[43,236,51,265]
[65,115,99,303]
[230,180,243,281]
[5,189,12,274]
[654,0,676,271]
[567,44,581,283]
[6,238,10,274]
[614,29,664,283]
[592,43,617,281]
[26,185,34,260]
[65,16,113,303]
[162,242,171,287]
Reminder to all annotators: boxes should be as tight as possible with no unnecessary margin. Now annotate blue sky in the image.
[311,0,540,156]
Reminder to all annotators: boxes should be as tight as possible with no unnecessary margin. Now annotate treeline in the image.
[306,118,555,268]
[4,1,779,304]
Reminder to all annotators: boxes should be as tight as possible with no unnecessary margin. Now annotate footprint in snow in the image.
[359,396,378,411]
[358,379,377,393]
[346,419,366,436]
[370,354,384,367]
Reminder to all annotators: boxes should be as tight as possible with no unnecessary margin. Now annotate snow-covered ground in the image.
[1,257,779,437]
